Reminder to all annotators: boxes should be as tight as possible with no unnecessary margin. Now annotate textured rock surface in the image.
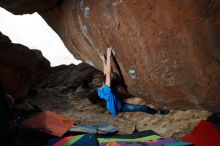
[1,0,220,111]
[36,63,102,91]
[0,32,51,102]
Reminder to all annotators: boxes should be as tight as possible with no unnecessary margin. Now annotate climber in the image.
[97,48,170,116]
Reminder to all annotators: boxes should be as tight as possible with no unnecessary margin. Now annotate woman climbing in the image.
[97,48,170,116]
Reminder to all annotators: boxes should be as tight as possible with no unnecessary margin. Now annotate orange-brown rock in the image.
[1,0,220,112]
[0,32,51,102]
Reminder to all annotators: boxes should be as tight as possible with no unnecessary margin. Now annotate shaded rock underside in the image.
[0,32,51,102]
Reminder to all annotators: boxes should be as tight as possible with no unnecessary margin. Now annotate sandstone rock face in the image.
[0,32,51,102]
[1,0,220,112]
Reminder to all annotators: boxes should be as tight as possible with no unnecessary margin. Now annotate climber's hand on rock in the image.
[107,47,112,57]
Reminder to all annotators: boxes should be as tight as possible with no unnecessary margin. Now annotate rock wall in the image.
[0,0,220,111]
[0,32,51,102]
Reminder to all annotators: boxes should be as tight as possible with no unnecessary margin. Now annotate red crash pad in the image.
[22,111,74,137]
[182,120,220,146]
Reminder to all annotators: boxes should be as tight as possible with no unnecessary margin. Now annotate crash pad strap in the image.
[98,134,161,143]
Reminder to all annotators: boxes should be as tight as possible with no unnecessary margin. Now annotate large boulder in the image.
[0,32,51,102]
[0,0,220,112]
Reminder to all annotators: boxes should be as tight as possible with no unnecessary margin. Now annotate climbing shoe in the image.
[157,108,170,115]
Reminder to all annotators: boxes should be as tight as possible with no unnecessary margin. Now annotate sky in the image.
[0,7,82,66]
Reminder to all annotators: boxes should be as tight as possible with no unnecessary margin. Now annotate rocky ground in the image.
[23,63,211,140]
[29,88,211,140]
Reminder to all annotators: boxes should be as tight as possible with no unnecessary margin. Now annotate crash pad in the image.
[47,134,98,146]
[98,130,191,146]
[69,123,117,134]
[53,136,75,146]
[182,120,220,146]
[21,111,74,137]
[68,134,98,146]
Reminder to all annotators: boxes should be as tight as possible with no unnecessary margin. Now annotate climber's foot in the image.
[157,108,170,115]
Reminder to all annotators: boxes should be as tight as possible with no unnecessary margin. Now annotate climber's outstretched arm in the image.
[100,53,106,75]
[105,48,112,87]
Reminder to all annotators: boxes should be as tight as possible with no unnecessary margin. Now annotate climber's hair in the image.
[103,74,106,84]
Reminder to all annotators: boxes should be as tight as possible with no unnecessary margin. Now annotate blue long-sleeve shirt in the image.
[97,84,122,116]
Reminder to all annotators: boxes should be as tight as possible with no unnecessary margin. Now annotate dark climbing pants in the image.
[121,102,157,114]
